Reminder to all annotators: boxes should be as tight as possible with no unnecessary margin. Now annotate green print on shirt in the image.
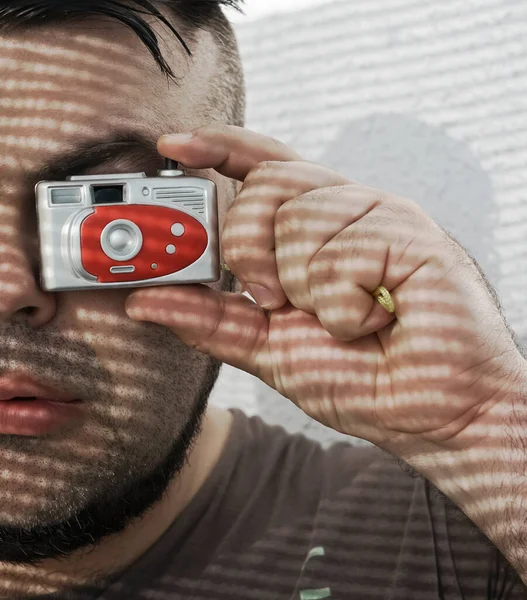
[299,547,332,599]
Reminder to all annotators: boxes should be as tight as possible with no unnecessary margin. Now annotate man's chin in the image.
[0,348,221,564]
[0,406,207,564]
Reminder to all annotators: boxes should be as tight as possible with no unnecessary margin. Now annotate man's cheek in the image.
[0,199,32,293]
[57,291,147,375]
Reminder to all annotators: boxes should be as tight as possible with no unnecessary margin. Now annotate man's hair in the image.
[0,1,243,78]
[0,1,246,125]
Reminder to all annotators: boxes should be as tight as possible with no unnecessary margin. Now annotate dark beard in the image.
[0,356,222,566]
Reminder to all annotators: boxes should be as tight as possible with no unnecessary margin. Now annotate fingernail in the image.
[124,295,142,318]
[247,284,275,308]
[160,133,194,145]
[125,305,142,321]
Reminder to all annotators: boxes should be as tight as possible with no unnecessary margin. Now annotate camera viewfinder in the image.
[93,185,125,205]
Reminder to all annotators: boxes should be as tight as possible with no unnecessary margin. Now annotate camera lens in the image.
[108,229,134,253]
[93,185,124,204]
[100,220,143,262]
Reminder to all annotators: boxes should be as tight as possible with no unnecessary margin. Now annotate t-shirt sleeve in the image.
[310,443,527,600]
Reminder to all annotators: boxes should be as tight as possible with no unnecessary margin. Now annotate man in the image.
[0,1,525,598]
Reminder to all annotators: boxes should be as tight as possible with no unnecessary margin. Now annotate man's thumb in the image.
[125,286,268,376]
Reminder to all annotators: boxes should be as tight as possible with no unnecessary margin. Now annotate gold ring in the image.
[373,286,395,314]
[220,264,231,272]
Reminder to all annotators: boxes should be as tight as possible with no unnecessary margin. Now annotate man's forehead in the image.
[0,21,190,176]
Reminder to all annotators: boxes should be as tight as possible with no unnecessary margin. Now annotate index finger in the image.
[157,124,302,181]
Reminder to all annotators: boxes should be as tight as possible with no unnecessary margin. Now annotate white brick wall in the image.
[210,0,527,447]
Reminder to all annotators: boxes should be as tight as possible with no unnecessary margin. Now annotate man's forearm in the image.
[406,376,527,584]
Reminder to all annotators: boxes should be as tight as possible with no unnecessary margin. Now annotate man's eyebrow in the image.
[29,131,160,183]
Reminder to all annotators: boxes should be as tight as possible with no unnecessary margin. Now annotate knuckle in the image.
[270,136,290,154]
[347,183,388,203]
[222,204,267,268]
[379,195,420,217]
[307,249,340,288]
[275,188,325,238]
[375,199,425,238]
[267,135,299,159]
[244,160,288,187]
[222,242,254,271]
[194,122,231,139]
[275,199,303,238]
[222,234,267,274]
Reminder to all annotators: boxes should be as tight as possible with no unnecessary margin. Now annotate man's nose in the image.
[0,243,56,327]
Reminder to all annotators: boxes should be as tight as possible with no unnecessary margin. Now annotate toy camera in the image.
[36,161,220,291]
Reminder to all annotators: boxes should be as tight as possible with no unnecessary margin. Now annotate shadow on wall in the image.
[321,113,498,284]
[252,114,499,447]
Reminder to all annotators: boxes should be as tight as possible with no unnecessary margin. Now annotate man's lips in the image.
[0,373,83,436]
[0,373,78,403]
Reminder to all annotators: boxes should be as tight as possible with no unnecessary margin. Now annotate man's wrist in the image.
[406,362,527,582]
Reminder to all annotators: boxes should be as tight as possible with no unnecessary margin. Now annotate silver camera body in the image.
[36,167,220,292]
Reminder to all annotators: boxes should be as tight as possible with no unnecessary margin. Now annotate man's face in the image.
[0,17,236,562]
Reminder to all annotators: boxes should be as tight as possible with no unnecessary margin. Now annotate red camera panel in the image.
[80,205,208,283]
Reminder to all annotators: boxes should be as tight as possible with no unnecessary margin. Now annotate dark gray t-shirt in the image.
[43,409,527,599]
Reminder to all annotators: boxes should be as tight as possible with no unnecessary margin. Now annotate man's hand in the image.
[125,125,526,461]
